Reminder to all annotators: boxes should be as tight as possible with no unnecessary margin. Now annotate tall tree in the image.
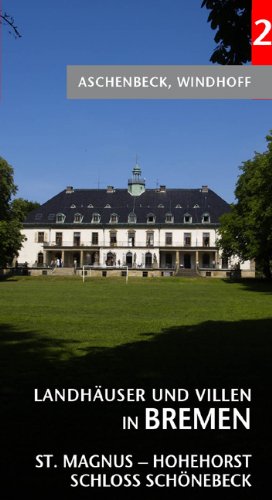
[218,133,272,278]
[12,198,40,222]
[201,0,251,65]
[0,157,24,266]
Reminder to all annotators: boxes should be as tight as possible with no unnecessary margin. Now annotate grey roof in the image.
[24,187,230,225]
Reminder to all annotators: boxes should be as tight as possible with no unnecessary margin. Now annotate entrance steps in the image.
[175,268,199,277]
[51,267,75,276]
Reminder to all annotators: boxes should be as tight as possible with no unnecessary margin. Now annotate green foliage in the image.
[0,157,17,219]
[0,219,24,266]
[11,198,40,222]
[218,133,272,278]
[201,0,251,65]
[0,157,24,266]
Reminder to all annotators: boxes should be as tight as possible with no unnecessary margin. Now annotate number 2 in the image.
[253,19,272,45]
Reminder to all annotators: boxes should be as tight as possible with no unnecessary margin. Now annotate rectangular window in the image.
[73,232,81,246]
[128,231,135,247]
[203,233,210,247]
[184,233,191,246]
[56,232,63,246]
[38,232,44,243]
[165,214,174,223]
[146,231,154,247]
[165,232,172,245]
[92,232,99,245]
[110,231,117,245]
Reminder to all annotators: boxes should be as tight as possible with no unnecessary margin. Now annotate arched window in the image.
[56,213,65,223]
[202,212,210,223]
[106,252,114,266]
[126,252,133,268]
[145,252,153,268]
[91,213,101,223]
[37,252,44,265]
[165,212,174,223]
[74,213,83,223]
[147,213,155,223]
[110,213,119,223]
[183,213,192,223]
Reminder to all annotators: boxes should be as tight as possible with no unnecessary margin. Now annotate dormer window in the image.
[175,204,182,208]
[193,204,200,209]
[88,203,94,208]
[110,213,119,223]
[91,213,101,223]
[165,213,174,223]
[70,204,76,209]
[202,213,210,223]
[147,213,155,224]
[158,204,164,208]
[128,212,137,223]
[184,213,192,223]
[74,213,83,223]
[56,213,65,223]
[105,204,111,208]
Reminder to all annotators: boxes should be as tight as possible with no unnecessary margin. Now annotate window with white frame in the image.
[56,213,65,223]
[147,213,155,223]
[184,232,191,246]
[184,213,192,223]
[202,213,210,223]
[37,232,45,243]
[128,212,137,223]
[91,232,99,245]
[110,213,119,223]
[91,213,101,223]
[203,232,210,247]
[165,213,174,223]
[128,231,135,247]
[73,232,81,246]
[146,231,154,247]
[165,232,172,245]
[56,232,63,246]
[110,231,117,245]
[74,213,83,223]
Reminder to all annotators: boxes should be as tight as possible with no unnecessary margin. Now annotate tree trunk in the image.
[263,259,272,279]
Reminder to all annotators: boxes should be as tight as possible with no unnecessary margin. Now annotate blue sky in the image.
[1,0,272,204]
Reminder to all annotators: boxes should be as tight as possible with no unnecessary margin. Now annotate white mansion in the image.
[18,166,254,277]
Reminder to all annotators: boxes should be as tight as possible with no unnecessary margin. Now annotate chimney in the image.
[107,185,115,193]
[66,186,74,194]
[201,185,208,193]
[159,185,166,192]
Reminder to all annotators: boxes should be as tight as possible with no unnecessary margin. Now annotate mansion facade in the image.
[18,166,254,277]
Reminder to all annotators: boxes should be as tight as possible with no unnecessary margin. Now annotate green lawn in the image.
[1,276,271,499]
[0,275,271,358]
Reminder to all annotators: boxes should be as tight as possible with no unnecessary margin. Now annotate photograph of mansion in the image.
[18,166,254,277]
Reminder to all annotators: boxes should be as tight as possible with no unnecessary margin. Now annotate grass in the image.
[1,275,271,356]
[0,276,272,499]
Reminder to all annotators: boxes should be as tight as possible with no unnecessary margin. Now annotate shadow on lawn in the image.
[1,318,271,499]
[223,277,272,295]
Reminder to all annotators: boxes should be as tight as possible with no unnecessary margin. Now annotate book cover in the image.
[0,1,271,499]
